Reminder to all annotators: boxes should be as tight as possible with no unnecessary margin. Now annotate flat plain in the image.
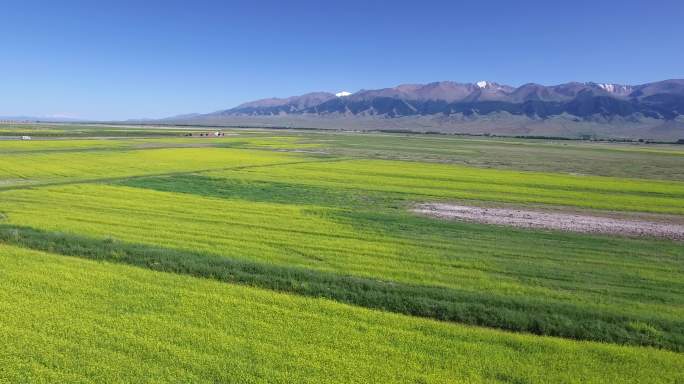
[1,124,683,383]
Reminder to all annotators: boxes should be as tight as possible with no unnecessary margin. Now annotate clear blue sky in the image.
[1,0,682,120]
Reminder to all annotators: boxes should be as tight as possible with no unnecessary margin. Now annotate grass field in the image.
[1,125,683,382]
[295,132,684,181]
[3,244,683,383]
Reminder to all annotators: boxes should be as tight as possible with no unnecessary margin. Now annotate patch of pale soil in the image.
[414,203,684,240]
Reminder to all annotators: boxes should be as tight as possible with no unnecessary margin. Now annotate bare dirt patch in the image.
[414,203,684,240]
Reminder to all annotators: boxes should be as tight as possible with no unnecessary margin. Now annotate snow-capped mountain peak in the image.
[592,83,633,95]
[476,81,488,89]
[335,91,352,97]
[597,83,617,92]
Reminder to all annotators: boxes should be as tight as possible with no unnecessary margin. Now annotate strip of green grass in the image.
[3,243,682,383]
[0,146,304,189]
[2,224,683,351]
[208,158,684,214]
[116,176,684,321]
[118,174,387,207]
[295,131,684,181]
[4,184,682,308]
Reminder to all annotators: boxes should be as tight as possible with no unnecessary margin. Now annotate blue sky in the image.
[1,0,683,120]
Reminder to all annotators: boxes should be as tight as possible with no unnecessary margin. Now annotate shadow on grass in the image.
[115,174,391,208]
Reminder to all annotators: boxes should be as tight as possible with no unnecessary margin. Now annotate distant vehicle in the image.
[21,135,31,140]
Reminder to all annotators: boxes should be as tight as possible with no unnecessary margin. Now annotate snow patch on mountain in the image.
[597,83,616,92]
[336,91,352,97]
[594,83,632,94]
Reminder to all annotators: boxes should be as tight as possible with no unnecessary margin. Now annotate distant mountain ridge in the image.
[214,79,684,119]
[164,79,684,140]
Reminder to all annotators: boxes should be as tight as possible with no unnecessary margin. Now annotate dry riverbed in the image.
[414,203,684,240]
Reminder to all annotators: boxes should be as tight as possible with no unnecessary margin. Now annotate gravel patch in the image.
[414,203,684,240]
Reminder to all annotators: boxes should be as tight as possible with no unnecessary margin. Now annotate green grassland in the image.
[0,123,194,137]
[2,180,683,349]
[0,146,302,188]
[3,137,683,214]
[3,124,684,180]
[1,126,683,382]
[209,159,684,214]
[292,131,684,181]
[3,244,682,383]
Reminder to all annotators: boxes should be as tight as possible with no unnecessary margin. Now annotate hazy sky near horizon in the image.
[1,0,683,120]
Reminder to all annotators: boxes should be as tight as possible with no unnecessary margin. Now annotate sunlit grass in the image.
[0,146,301,187]
[211,158,684,214]
[2,244,682,383]
[2,129,684,380]
[1,181,682,349]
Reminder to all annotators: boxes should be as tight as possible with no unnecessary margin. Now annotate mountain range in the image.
[163,79,684,141]
[215,79,684,118]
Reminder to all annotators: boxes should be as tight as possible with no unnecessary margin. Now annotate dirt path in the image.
[414,203,684,240]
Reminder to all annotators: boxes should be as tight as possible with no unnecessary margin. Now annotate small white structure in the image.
[21,135,31,140]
